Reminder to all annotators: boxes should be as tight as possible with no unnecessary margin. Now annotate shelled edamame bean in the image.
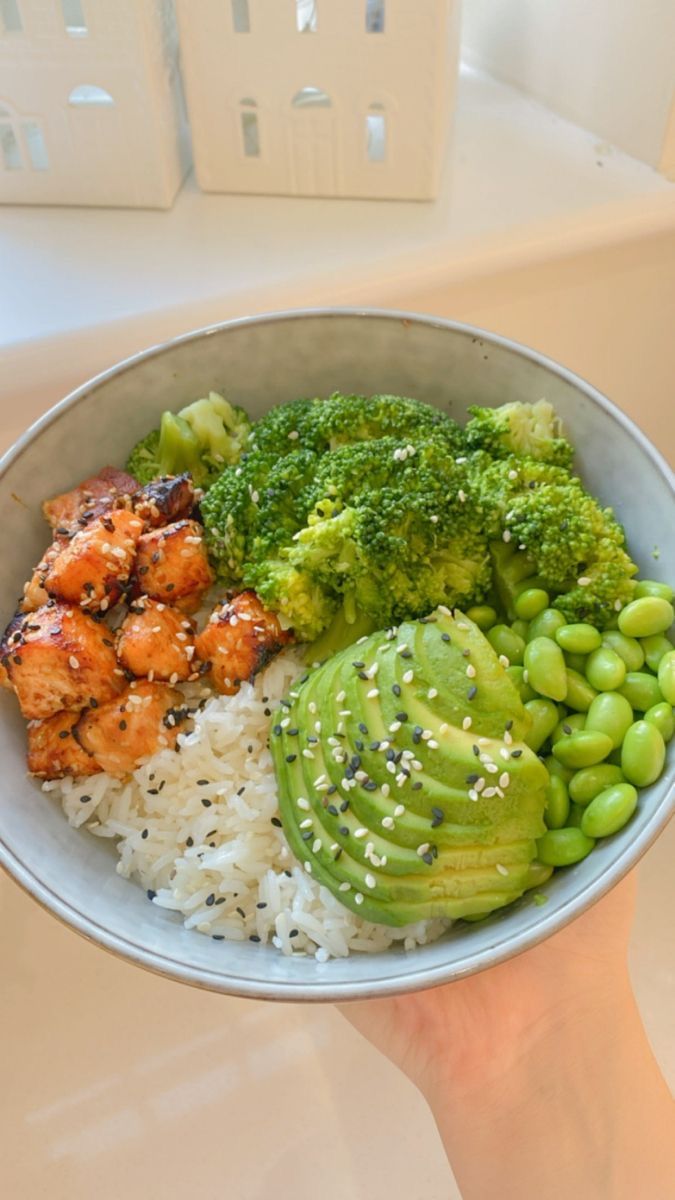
[618,596,674,638]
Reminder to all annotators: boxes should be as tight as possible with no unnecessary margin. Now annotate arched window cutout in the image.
[0,122,21,169]
[22,121,49,169]
[365,0,385,33]
[0,0,23,34]
[366,107,386,162]
[68,85,115,106]
[291,87,331,109]
[296,1,317,33]
[61,0,87,36]
[240,100,260,157]
[231,0,249,33]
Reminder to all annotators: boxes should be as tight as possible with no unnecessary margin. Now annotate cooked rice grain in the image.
[47,649,446,960]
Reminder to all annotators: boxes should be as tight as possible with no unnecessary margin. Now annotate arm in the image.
[339,874,675,1200]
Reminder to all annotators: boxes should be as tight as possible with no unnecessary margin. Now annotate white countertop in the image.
[1,65,674,1200]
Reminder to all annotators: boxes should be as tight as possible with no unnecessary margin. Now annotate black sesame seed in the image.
[301,831,312,841]
[467,685,478,700]
[327,804,339,816]
[141,829,149,839]
[466,773,480,784]
[287,728,299,737]
[334,847,343,861]
[386,748,395,761]
[345,765,354,780]
[326,784,338,795]
[370,740,381,751]
[165,583,175,592]
[441,633,451,643]
[201,797,212,808]
[352,661,365,669]
[511,749,523,758]
[400,649,412,659]
[432,807,444,819]
[563,723,572,735]
[422,851,434,865]
[395,711,408,723]
[412,781,423,790]
[256,902,267,909]
[186,836,194,847]
[206,894,215,907]
[146,889,156,900]
[358,671,368,681]
[280,698,291,708]
[505,719,513,731]
[351,754,361,769]
[212,935,225,941]
[462,648,471,657]
[473,744,480,756]
[355,739,364,752]
[79,794,91,803]
[215,897,226,905]
[358,722,368,735]
[237,786,246,795]
[236,906,246,917]
[289,929,299,938]
[249,935,261,943]
[285,754,297,763]
[431,816,443,828]
[339,800,349,812]
[339,826,350,836]
[363,780,377,791]
[58,729,70,740]
[271,817,282,827]
[284,870,292,878]
[392,683,402,697]
[196,778,210,787]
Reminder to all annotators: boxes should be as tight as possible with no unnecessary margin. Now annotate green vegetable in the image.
[634,579,674,602]
[523,698,560,751]
[618,596,674,638]
[563,669,597,712]
[568,764,625,805]
[523,637,567,701]
[126,391,251,488]
[584,646,626,692]
[585,691,634,750]
[487,624,525,665]
[514,588,549,620]
[556,623,603,655]
[644,702,675,742]
[544,775,570,830]
[536,827,595,866]
[602,630,645,672]
[641,635,674,674]
[552,713,586,743]
[465,605,498,631]
[464,399,573,467]
[618,672,663,712]
[527,608,567,642]
[580,783,638,838]
[621,720,666,786]
[553,730,613,768]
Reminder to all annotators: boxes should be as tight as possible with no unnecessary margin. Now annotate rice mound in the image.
[46,649,446,961]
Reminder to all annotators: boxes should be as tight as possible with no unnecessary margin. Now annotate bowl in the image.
[1,309,673,1000]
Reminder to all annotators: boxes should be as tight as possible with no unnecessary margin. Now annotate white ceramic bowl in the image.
[1,309,673,1000]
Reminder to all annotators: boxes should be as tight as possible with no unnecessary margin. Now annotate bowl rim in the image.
[1,306,673,1002]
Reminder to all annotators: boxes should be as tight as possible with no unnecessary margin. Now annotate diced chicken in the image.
[75,681,187,776]
[2,603,122,719]
[43,466,137,534]
[194,590,292,695]
[132,520,213,613]
[116,598,196,682]
[132,474,196,529]
[27,710,102,780]
[22,541,63,612]
[43,510,144,613]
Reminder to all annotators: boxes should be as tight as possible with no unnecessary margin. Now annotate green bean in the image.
[506,665,536,703]
[555,623,602,655]
[523,698,560,751]
[641,634,673,674]
[580,783,638,838]
[618,597,674,638]
[544,755,575,783]
[564,652,588,674]
[602,630,645,672]
[544,775,570,830]
[523,860,554,890]
[585,646,626,692]
[635,579,674,603]
[523,637,568,702]
[621,720,666,787]
[657,650,675,705]
[618,672,663,712]
[514,588,550,621]
[552,730,613,768]
[536,827,595,866]
[565,803,587,828]
[644,701,675,743]
[527,608,567,642]
[487,624,526,666]
[466,605,498,631]
[552,713,586,744]
[568,763,625,805]
[564,669,598,712]
[585,691,634,749]
[511,619,530,641]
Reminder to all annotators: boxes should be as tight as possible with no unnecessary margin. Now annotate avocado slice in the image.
[271,607,548,926]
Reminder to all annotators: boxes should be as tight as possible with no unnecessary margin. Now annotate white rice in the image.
[46,649,446,960]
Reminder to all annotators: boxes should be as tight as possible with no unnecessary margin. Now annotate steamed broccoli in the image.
[126,392,251,488]
[469,454,637,625]
[465,399,573,469]
[202,428,490,642]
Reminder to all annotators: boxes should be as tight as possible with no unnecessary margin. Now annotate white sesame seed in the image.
[396,644,408,654]
[389,721,401,733]
[297,797,311,810]
[288,430,299,440]
[69,656,79,669]
[483,787,497,798]
[504,730,513,745]
[403,669,414,684]
[577,576,592,587]
[381,783,390,797]
[304,862,312,874]
[356,635,369,645]
[421,729,432,741]
[508,469,518,480]
[366,662,379,678]
[455,456,468,465]
[457,622,469,631]
[386,761,397,775]
[308,701,317,713]
[485,763,499,774]
[458,489,467,503]
[315,947,329,962]
[499,748,510,761]
[438,605,452,617]
[499,772,510,788]
[614,599,623,611]
[468,789,478,801]
[280,717,291,728]
[367,688,380,699]
[417,843,430,856]
[502,529,512,543]
[498,654,510,668]
[339,881,351,892]
[354,893,364,905]
[475,777,486,792]
[396,772,407,787]
[382,816,395,829]
[439,722,449,734]
[327,737,340,747]
[430,515,439,524]
[394,804,405,817]
[299,818,313,829]
[466,664,477,678]
[496,863,509,876]
[365,873,376,889]
[250,491,259,504]
[312,839,322,853]
[339,710,352,717]
[427,688,438,700]
[336,690,346,703]
[462,716,473,730]
[412,759,423,770]
[427,739,439,750]
[354,828,368,839]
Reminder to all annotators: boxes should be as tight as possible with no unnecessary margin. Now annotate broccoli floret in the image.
[126,392,251,488]
[244,559,337,642]
[465,400,573,469]
[472,455,637,626]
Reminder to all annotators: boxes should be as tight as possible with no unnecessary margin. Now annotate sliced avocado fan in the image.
[271,608,548,927]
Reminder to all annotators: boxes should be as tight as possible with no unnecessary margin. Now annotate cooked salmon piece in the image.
[116,599,196,682]
[194,590,292,695]
[22,541,64,612]
[0,660,11,688]
[43,466,137,533]
[132,474,196,529]
[75,681,187,776]
[44,510,144,613]
[27,710,102,780]
[132,520,213,613]
[2,603,122,719]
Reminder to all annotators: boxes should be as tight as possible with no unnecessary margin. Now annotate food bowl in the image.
[1,309,673,1000]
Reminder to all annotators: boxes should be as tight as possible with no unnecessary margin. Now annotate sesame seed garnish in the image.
[499,748,510,761]
[496,863,509,876]
[511,749,523,758]
[354,893,364,905]
[498,654,510,668]
[299,818,313,830]
[483,786,497,798]
[458,490,467,503]
[502,530,512,543]
[577,576,591,587]
[367,688,379,699]
[504,730,513,745]
[382,816,395,829]
[381,783,390,797]
[614,599,623,611]
[312,838,322,853]
[402,669,414,684]
[417,842,430,856]
[389,721,401,733]
[499,772,511,788]
[427,688,438,700]
[466,664,477,678]
[339,881,350,892]
[508,469,518,480]
[304,862,312,874]
[354,827,368,839]
[468,789,478,801]
[467,685,477,700]
[69,656,80,669]
[462,716,473,730]
[297,797,310,811]
[365,873,376,889]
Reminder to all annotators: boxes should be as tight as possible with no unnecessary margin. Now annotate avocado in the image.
[271,608,548,926]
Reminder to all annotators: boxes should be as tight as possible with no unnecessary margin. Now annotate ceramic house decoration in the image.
[176,0,460,200]
[0,0,190,207]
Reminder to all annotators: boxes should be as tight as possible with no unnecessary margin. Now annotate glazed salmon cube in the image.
[44,510,144,613]
[116,599,196,682]
[195,590,292,695]
[27,710,102,780]
[43,466,137,533]
[132,474,196,529]
[75,681,187,776]
[132,520,213,613]
[2,603,122,719]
